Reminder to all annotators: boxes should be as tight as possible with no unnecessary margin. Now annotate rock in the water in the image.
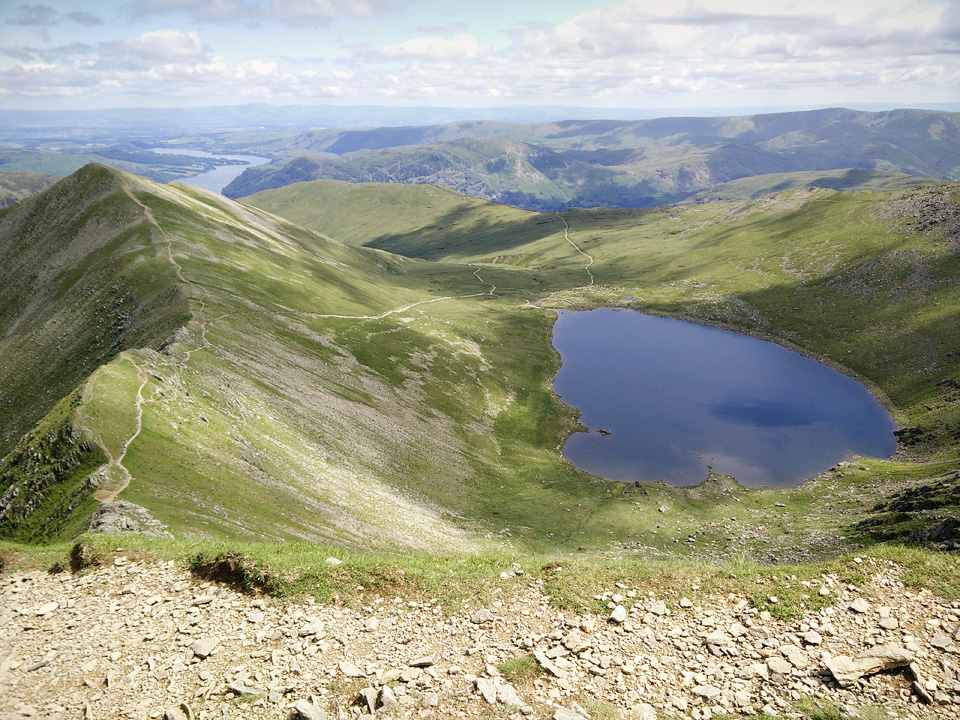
[824,645,914,688]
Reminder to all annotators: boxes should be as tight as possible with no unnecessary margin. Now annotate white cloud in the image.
[380,34,488,61]
[132,0,398,26]
[125,29,205,58]
[0,0,957,108]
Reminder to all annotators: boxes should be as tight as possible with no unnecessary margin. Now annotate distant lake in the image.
[552,309,897,488]
[150,148,270,194]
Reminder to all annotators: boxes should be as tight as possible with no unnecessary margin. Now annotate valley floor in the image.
[1,555,959,720]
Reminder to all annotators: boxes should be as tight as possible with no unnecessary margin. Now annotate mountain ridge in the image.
[223,108,960,210]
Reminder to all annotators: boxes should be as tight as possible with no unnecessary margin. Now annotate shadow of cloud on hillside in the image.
[363,205,567,262]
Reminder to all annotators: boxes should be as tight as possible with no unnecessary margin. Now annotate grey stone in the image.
[398,667,422,683]
[692,685,722,702]
[227,682,266,697]
[802,631,823,646]
[378,686,397,709]
[471,609,494,624]
[913,680,934,705]
[766,657,792,675]
[931,633,953,650]
[423,693,439,707]
[879,618,899,630]
[299,619,325,636]
[554,708,586,720]
[705,630,729,647]
[824,645,914,688]
[849,598,870,614]
[407,654,436,667]
[356,688,378,714]
[338,661,365,678]
[190,638,220,659]
[497,683,524,707]
[533,650,569,678]
[476,678,499,704]
[609,605,627,623]
[632,703,657,720]
[293,699,327,720]
[647,600,668,616]
[780,644,810,669]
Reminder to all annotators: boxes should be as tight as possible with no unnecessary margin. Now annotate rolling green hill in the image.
[224,108,960,210]
[2,165,959,561]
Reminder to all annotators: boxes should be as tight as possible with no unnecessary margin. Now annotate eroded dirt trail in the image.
[556,212,595,287]
[91,352,149,502]
[90,187,500,504]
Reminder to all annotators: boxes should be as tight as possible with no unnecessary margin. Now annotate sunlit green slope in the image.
[245,178,960,552]
[3,165,958,560]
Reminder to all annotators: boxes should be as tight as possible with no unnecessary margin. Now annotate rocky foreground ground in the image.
[1,554,959,720]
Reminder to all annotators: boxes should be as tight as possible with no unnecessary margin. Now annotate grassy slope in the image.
[681,168,942,204]
[3,165,958,562]
[245,178,960,559]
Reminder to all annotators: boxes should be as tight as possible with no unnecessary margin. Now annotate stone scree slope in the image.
[1,557,959,719]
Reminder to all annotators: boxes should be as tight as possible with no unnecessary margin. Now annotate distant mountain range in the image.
[223,108,960,210]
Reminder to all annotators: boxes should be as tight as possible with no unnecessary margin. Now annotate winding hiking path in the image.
[124,186,211,359]
[92,186,501,503]
[92,352,149,502]
[302,265,496,321]
[556,212,595,286]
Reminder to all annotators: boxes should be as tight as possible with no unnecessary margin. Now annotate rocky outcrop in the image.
[87,500,172,538]
[0,557,958,719]
[0,396,105,541]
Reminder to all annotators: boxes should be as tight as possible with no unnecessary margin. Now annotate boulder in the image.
[824,645,914,688]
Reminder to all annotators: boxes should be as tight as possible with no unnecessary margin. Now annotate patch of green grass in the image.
[496,656,543,686]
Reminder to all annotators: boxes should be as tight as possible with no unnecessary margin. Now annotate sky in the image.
[0,0,958,112]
